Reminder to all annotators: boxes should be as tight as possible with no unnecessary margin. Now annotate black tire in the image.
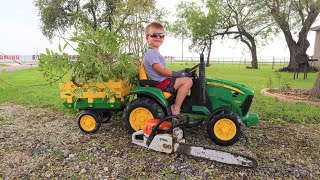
[100,111,112,123]
[207,112,242,146]
[77,110,101,134]
[122,97,165,134]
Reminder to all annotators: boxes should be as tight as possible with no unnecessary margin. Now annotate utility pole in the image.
[182,36,184,62]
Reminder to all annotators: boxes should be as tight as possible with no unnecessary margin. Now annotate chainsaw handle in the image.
[146,116,179,147]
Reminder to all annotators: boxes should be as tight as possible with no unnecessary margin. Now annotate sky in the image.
[0,0,319,59]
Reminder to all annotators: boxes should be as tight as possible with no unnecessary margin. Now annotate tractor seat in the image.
[139,62,173,99]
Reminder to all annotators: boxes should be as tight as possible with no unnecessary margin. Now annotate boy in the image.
[143,21,193,115]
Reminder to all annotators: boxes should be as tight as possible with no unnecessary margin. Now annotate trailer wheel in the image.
[78,110,101,133]
[207,112,242,146]
[122,98,165,134]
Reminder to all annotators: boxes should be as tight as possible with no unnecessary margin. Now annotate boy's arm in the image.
[152,63,172,77]
[152,63,190,78]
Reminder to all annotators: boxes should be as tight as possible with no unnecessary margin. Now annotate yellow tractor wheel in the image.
[122,98,165,134]
[129,107,154,131]
[207,111,242,146]
[77,110,101,133]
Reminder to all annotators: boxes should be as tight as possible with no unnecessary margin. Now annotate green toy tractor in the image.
[122,53,259,146]
[60,53,259,146]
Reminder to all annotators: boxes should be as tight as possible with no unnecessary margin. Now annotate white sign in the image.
[0,55,39,63]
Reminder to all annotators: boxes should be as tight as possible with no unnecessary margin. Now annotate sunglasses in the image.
[148,32,165,38]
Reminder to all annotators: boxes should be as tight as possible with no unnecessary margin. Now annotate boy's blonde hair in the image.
[145,21,164,35]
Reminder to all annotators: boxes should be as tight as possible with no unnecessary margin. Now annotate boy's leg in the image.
[171,77,193,115]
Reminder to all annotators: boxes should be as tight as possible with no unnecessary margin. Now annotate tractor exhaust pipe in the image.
[199,53,206,105]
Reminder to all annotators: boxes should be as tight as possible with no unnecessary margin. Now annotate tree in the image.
[212,0,277,69]
[264,0,320,71]
[34,0,163,56]
[171,1,219,66]
[310,72,320,97]
[34,0,117,39]
[118,5,168,57]
[170,0,276,68]
[167,19,189,61]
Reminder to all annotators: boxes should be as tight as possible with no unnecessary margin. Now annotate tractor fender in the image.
[128,87,170,114]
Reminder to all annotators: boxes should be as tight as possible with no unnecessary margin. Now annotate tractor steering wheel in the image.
[186,63,200,74]
[185,63,200,78]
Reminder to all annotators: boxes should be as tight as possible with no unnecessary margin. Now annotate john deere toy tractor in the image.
[122,54,259,146]
[60,54,259,146]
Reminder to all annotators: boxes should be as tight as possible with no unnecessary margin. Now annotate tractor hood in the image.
[206,78,254,96]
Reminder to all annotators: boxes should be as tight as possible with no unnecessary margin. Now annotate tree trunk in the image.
[240,30,258,69]
[206,38,212,67]
[285,31,310,71]
[287,41,299,70]
[310,72,320,98]
[250,40,258,69]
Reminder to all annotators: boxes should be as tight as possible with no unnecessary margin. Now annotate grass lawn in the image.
[0,68,68,110]
[0,64,319,123]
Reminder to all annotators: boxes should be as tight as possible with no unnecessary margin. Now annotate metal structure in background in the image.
[293,59,318,80]
[293,56,319,80]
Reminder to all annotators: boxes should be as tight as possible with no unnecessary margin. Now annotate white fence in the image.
[0,54,291,65]
[165,56,292,68]
[166,56,290,64]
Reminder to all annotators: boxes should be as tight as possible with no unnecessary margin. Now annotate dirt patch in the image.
[0,104,319,179]
[261,88,320,106]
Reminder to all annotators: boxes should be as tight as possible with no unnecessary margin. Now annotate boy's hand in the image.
[172,70,191,78]
[182,68,190,73]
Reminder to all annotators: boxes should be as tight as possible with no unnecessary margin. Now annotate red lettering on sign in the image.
[0,55,21,60]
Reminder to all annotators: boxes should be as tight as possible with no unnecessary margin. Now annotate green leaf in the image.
[63,42,68,50]
[45,48,50,56]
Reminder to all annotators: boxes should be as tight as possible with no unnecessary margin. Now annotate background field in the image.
[0,63,319,123]
[0,64,319,179]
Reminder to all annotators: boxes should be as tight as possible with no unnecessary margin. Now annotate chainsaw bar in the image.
[174,143,258,168]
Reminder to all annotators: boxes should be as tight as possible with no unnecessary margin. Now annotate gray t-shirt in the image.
[143,49,167,82]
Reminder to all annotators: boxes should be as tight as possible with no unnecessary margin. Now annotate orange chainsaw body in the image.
[143,119,172,136]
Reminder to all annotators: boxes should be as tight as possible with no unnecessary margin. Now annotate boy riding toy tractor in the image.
[60,53,259,146]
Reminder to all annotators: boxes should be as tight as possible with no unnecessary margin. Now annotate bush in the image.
[39,23,140,87]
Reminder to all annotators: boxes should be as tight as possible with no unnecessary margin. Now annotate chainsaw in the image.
[132,116,258,168]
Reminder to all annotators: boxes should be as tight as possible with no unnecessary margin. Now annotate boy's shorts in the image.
[153,78,176,94]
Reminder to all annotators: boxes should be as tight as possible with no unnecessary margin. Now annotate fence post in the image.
[272,57,275,69]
